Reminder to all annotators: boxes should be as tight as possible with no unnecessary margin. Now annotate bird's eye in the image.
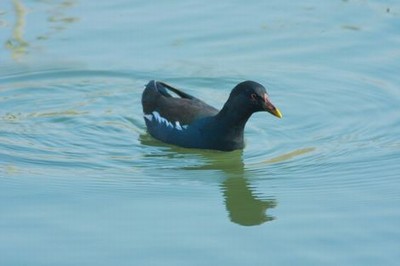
[250,93,258,102]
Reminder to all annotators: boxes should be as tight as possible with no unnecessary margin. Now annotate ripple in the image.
[0,67,148,175]
[1,65,399,200]
[231,64,400,197]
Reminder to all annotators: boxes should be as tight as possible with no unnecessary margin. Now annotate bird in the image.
[141,80,282,151]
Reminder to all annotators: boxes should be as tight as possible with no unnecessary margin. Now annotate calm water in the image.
[1,1,400,265]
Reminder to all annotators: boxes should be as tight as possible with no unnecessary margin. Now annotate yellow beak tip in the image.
[275,108,283,119]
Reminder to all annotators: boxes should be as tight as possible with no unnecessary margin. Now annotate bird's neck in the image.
[214,101,253,141]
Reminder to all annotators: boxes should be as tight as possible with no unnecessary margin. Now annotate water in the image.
[1,1,400,265]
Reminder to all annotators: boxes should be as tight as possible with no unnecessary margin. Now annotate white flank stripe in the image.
[144,114,153,121]
[175,121,182,130]
[144,111,187,131]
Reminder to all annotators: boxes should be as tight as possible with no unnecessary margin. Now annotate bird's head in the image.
[229,80,282,118]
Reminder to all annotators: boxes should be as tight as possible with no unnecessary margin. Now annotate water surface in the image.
[1,1,400,265]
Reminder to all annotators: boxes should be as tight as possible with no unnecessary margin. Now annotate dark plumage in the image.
[142,80,282,151]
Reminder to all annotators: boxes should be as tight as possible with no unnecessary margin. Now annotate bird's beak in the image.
[263,94,283,119]
[270,106,283,118]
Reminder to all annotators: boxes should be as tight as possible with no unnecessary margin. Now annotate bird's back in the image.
[142,80,218,125]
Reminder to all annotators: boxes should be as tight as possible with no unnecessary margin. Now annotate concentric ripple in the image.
[1,67,399,198]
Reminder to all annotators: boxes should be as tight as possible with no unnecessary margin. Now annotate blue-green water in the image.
[1,1,400,265]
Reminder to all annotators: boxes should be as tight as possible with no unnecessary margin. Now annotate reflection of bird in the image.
[137,138,277,226]
[142,80,282,151]
[222,177,276,226]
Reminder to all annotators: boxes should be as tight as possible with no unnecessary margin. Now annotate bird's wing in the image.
[142,81,219,125]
